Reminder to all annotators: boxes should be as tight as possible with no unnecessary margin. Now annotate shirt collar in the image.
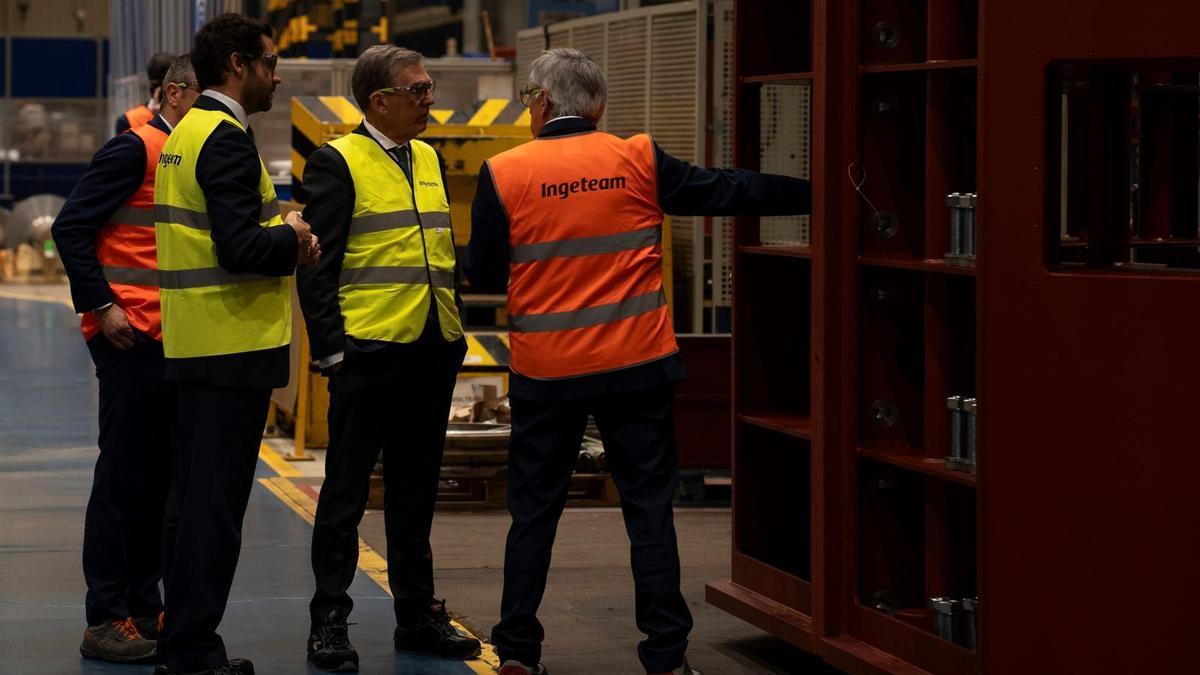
[539,116,597,138]
[200,90,249,128]
[362,119,407,151]
[157,113,173,132]
[547,115,584,124]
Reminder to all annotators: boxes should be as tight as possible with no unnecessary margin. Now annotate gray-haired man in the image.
[297,45,478,671]
[467,48,811,675]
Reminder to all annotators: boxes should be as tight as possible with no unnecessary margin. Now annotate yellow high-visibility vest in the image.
[326,133,462,344]
[154,107,291,359]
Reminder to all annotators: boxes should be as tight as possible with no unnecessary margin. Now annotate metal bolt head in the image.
[871,211,898,239]
[873,21,901,48]
[871,399,898,427]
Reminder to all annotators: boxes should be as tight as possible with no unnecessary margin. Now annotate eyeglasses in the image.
[373,81,437,101]
[173,81,200,90]
[240,52,279,72]
[519,87,544,107]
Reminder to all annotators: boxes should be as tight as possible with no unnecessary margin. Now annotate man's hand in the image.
[286,211,321,266]
[96,304,136,350]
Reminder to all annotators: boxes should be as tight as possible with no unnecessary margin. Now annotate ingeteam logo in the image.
[158,153,183,167]
[541,176,627,200]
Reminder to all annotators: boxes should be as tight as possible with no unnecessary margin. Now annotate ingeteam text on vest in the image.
[541,176,628,200]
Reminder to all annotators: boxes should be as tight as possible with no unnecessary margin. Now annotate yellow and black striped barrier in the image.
[463,331,510,369]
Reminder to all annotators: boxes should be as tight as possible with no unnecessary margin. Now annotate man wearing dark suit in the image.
[53,54,199,664]
[296,44,480,672]
[151,14,319,675]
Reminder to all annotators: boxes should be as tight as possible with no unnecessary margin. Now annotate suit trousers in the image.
[309,328,466,625]
[492,384,694,673]
[159,382,271,671]
[83,335,174,626]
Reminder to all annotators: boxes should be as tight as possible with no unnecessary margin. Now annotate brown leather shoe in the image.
[79,617,156,662]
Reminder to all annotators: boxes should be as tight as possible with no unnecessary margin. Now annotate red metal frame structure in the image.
[707,1,1200,673]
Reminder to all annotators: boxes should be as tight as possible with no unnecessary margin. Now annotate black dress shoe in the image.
[154,657,254,674]
[393,600,482,660]
[308,611,359,672]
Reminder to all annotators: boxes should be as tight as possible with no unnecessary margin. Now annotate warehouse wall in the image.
[0,0,110,37]
[0,1,112,201]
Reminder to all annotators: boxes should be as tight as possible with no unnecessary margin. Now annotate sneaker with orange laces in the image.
[133,611,165,641]
[79,617,157,662]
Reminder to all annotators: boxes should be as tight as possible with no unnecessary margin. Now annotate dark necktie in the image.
[387,145,412,183]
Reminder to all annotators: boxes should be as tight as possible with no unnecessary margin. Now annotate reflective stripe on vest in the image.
[154,200,280,230]
[124,105,154,130]
[487,131,677,380]
[326,133,462,345]
[81,123,168,342]
[153,107,291,359]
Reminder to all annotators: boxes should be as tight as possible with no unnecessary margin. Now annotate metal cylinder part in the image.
[929,597,960,642]
[962,398,978,465]
[946,396,963,464]
[962,597,978,651]
[946,193,962,255]
[962,193,977,256]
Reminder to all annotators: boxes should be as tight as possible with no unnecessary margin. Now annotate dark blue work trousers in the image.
[492,384,693,673]
[83,334,174,627]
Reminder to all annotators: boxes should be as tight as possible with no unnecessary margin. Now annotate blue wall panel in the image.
[102,40,110,97]
[11,38,100,98]
[10,163,88,200]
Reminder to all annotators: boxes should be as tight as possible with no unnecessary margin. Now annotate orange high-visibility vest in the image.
[123,104,154,131]
[487,131,677,380]
[81,123,166,342]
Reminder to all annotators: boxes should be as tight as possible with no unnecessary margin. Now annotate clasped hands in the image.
[286,211,321,266]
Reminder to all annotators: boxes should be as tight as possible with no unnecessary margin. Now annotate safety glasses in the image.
[519,87,544,107]
[240,52,279,72]
[373,81,438,101]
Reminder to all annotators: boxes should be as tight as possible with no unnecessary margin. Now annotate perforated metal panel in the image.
[712,0,736,310]
[516,2,709,331]
[649,13,699,159]
[602,17,652,137]
[759,83,812,245]
[570,24,608,72]
[515,30,547,90]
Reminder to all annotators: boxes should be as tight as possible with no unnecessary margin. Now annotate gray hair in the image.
[528,48,607,121]
[164,54,195,88]
[352,45,424,110]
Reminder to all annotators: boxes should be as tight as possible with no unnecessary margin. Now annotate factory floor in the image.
[0,284,832,675]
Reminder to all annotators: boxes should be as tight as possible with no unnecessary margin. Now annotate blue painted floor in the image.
[0,297,480,674]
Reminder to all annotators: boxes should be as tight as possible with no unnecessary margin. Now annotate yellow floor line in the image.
[256,476,501,673]
[0,287,75,309]
[257,442,302,477]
